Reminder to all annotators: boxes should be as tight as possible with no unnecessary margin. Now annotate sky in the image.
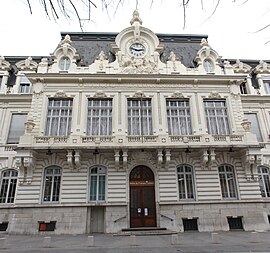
[0,0,270,61]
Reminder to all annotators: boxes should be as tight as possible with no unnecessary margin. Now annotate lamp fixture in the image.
[185,147,191,153]
[93,148,99,155]
[46,148,52,156]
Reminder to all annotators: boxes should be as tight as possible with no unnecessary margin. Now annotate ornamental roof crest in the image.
[0,55,11,71]
[15,57,38,71]
[232,59,251,73]
[254,60,270,74]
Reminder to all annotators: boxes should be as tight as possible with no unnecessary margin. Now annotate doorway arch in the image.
[129,165,156,228]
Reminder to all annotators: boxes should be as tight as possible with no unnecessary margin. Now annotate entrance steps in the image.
[115,227,178,236]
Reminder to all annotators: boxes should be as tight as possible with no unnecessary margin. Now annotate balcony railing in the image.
[32,134,245,146]
[82,136,114,143]
[127,136,158,143]
[170,136,201,143]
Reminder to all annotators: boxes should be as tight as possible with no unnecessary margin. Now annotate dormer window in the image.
[19,75,31,93]
[263,79,270,94]
[59,57,71,71]
[203,59,214,73]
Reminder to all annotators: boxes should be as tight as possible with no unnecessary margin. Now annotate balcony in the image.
[29,133,252,150]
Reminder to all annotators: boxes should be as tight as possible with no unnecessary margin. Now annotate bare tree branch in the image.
[254,23,270,33]
[202,0,221,24]
[26,0,32,14]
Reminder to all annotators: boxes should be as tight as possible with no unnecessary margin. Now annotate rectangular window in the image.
[227,217,243,230]
[218,165,237,199]
[89,166,106,201]
[87,99,112,136]
[0,222,8,231]
[244,113,262,142]
[263,80,270,94]
[166,99,192,135]
[19,76,31,93]
[39,221,56,231]
[128,99,153,136]
[0,76,2,89]
[240,83,248,94]
[45,99,73,136]
[204,100,230,135]
[7,114,27,144]
[177,165,194,199]
[43,167,61,202]
[182,218,198,231]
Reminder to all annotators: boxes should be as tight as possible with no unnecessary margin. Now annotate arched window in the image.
[59,57,71,71]
[43,166,62,202]
[0,169,18,203]
[218,165,237,199]
[177,165,195,200]
[203,59,215,73]
[89,166,106,201]
[258,166,270,197]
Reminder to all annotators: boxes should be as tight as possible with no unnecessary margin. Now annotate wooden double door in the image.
[130,166,156,228]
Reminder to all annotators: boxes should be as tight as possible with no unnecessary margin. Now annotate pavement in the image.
[1,231,270,253]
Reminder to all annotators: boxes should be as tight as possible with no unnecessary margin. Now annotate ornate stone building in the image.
[1,11,270,234]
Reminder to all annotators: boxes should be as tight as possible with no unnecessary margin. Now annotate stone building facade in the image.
[1,11,270,234]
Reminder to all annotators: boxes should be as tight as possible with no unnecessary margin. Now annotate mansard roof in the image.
[60,32,207,68]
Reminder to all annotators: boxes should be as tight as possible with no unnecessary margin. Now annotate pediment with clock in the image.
[109,10,166,74]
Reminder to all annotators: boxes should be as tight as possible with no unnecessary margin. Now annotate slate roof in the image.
[61,32,208,68]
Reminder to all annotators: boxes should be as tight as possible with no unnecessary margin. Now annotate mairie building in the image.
[1,11,270,234]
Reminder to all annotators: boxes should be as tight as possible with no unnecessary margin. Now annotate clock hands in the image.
[130,46,144,52]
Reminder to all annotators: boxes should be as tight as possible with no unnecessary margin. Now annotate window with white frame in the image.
[19,75,31,93]
[258,166,270,198]
[7,114,27,144]
[0,170,18,204]
[43,166,62,202]
[89,166,106,201]
[87,99,112,136]
[218,164,237,199]
[45,99,73,136]
[244,113,263,142]
[128,99,153,136]
[177,165,195,200]
[59,57,71,71]
[203,59,215,73]
[204,100,230,135]
[263,80,270,94]
[166,99,192,135]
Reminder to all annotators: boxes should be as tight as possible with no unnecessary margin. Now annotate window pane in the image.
[218,165,237,199]
[263,80,270,94]
[244,113,262,142]
[43,167,62,202]
[45,99,72,136]
[128,99,153,136]
[0,170,18,204]
[204,100,230,135]
[177,165,194,200]
[7,114,27,144]
[166,100,192,135]
[87,99,112,136]
[89,167,106,202]
[258,166,270,198]
[90,176,97,201]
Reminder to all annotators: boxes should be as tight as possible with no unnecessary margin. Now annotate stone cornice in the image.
[27,73,247,85]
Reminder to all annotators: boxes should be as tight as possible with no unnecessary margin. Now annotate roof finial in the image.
[130,10,142,26]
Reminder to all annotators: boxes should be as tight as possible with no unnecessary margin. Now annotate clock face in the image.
[129,43,146,57]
